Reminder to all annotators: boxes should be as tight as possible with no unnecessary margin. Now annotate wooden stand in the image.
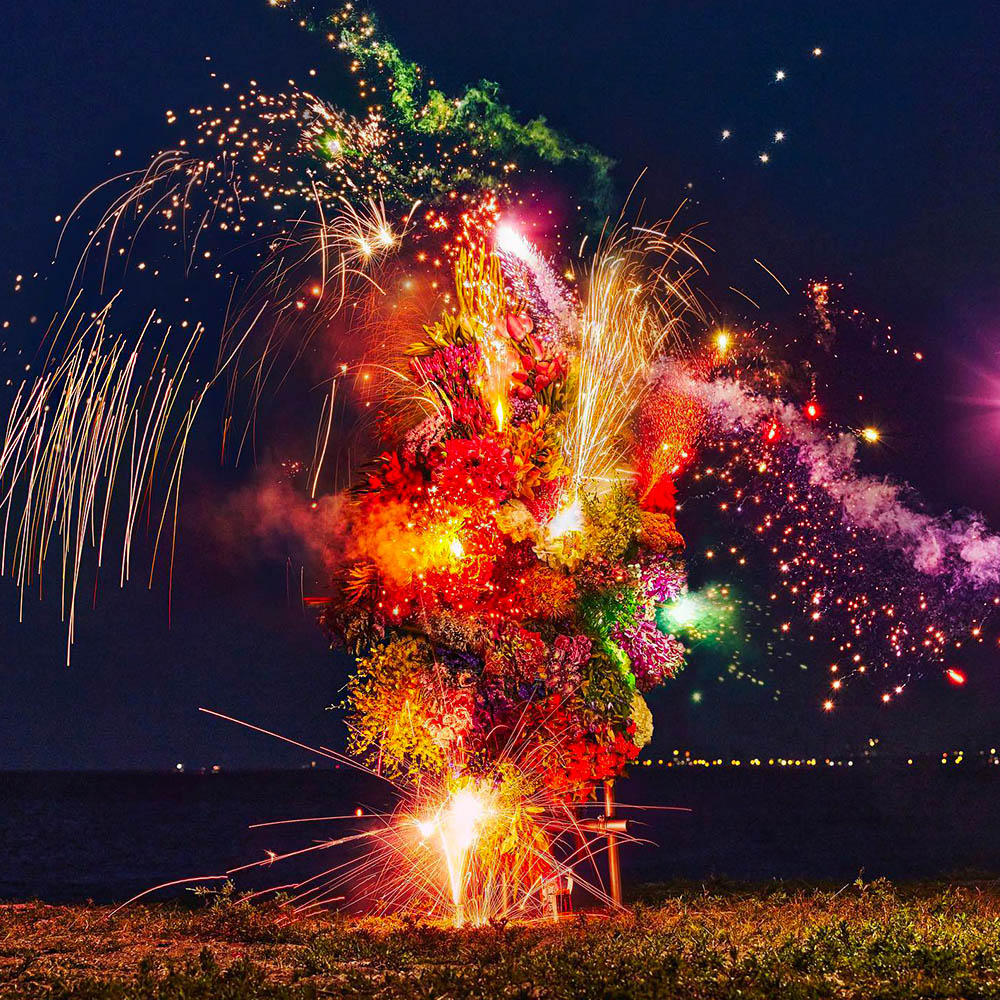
[578,780,629,909]
[604,779,622,907]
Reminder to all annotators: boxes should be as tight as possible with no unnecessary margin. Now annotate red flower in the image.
[431,437,516,504]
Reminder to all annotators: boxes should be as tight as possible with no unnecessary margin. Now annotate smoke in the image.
[670,365,1000,590]
[496,237,579,341]
[194,475,457,590]
[284,1,615,221]
[194,478,349,577]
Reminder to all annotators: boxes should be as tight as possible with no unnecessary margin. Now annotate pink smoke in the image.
[668,364,1000,590]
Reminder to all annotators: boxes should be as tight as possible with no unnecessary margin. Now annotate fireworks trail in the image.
[0,298,219,662]
[494,225,579,336]
[562,217,706,497]
[690,372,1000,588]
[198,707,641,924]
[656,359,1000,702]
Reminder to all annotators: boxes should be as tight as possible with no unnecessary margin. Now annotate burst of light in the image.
[547,498,583,539]
[656,587,737,646]
[449,537,465,560]
[494,398,505,432]
[861,426,880,442]
[661,593,700,628]
[946,668,967,686]
[812,47,823,57]
[721,129,731,140]
[774,131,785,142]
[494,223,533,260]
[775,69,786,82]
[443,787,488,851]
[805,401,819,419]
[823,700,834,711]
[759,152,770,164]
[424,782,500,927]
[714,329,731,354]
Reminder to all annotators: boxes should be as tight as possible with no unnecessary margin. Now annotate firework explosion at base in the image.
[3,1,1000,925]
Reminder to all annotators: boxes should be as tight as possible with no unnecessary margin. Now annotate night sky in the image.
[2,0,999,769]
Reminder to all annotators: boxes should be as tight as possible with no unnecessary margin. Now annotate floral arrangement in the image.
[324,244,689,803]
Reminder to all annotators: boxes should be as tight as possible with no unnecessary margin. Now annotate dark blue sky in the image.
[2,0,999,768]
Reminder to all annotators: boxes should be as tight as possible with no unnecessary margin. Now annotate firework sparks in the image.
[562,217,705,495]
[0,299,213,661]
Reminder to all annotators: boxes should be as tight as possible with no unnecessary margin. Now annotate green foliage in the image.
[45,950,310,999]
[579,584,641,646]
[581,648,634,721]
[582,486,643,563]
[405,312,480,357]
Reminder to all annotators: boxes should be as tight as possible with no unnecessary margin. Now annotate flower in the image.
[545,633,592,696]
[639,510,685,553]
[328,246,690,797]
[631,693,653,749]
[610,618,685,692]
[431,436,516,504]
[641,557,685,603]
[494,499,538,542]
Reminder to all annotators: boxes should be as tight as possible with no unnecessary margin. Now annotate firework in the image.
[195,708,632,926]
[0,298,211,661]
[4,0,999,925]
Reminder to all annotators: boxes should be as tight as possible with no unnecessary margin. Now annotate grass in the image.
[4,880,1000,998]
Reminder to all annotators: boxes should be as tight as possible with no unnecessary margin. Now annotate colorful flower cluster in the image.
[325,247,688,801]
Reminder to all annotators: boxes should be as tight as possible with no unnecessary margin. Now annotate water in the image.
[4,766,1000,902]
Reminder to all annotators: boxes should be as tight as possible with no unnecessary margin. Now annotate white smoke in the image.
[673,368,1000,590]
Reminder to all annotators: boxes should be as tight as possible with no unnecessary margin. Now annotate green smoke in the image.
[657,585,739,645]
[278,2,615,220]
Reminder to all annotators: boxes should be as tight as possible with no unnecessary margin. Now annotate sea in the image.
[4,764,1000,903]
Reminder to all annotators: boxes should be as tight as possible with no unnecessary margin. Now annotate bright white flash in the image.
[494,224,534,261]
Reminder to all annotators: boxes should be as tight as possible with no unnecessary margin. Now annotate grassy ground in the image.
[4,880,1000,998]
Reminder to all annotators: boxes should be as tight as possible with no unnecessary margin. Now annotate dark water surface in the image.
[4,766,1000,902]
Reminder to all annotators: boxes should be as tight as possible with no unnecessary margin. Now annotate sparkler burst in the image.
[3,0,999,924]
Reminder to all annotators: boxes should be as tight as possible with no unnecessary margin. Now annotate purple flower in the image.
[610,618,685,692]
[547,633,592,696]
[510,396,539,425]
[641,559,685,603]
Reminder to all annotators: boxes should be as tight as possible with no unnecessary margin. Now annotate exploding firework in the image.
[4,0,1000,925]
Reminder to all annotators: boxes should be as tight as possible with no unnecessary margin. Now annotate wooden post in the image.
[604,779,622,907]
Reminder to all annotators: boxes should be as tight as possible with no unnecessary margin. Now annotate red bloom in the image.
[431,437,516,504]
